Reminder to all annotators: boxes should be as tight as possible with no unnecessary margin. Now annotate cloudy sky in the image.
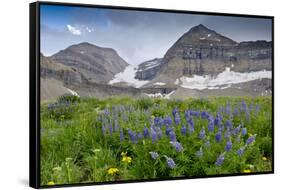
[40,4,272,65]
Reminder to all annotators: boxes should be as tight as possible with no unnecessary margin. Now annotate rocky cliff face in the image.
[40,54,88,85]
[135,58,162,80]
[143,24,272,84]
[51,42,129,83]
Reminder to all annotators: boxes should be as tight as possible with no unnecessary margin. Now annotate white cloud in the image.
[85,27,93,33]
[66,24,81,35]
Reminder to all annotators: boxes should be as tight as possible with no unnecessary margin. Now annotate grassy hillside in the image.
[40,95,272,186]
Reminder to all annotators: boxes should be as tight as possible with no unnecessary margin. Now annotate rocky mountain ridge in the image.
[135,24,272,82]
[51,42,129,83]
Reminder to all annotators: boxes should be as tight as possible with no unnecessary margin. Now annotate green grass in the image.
[40,95,272,186]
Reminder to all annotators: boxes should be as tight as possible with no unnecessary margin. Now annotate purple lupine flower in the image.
[215,131,222,142]
[151,128,157,143]
[190,110,200,117]
[184,110,190,119]
[199,128,206,139]
[241,128,247,136]
[102,124,107,136]
[164,116,173,126]
[241,100,247,113]
[170,141,183,152]
[246,135,256,145]
[156,127,163,139]
[249,103,254,111]
[232,125,241,136]
[225,120,233,130]
[215,153,225,166]
[137,132,143,140]
[120,129,124,141]
[104,108,110,116]
[225,141,232,152]
[109,123,113,135]
[214,113,223,126]
[181,125,187,135]
[143,126,150,138]
[214,117,220,126]
[187,118,194,129]
[149,152,159,160]
[224,130,231,140]
[169,131,177,142]
[165,125,173,136]
[208,119,215,132]
[154,117,160,126]
[174,113,181,126]
[165,156,176,169]
[158,117,164,128]
[233,106,239,116]
[128,129,137,144]
[188,125,195,134]
[172,108,178,118]
[217,106,224,115]
[172,108,178,116]
[237,147,245,156]
[195,148,203,158]
[225,102,231,115]
[201,111,209,119]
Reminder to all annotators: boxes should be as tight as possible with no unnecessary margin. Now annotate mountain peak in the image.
[192,24,208,30]
[188,24,214,34]
[171,24,237,46]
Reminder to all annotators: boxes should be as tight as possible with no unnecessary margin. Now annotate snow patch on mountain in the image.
[175,68,271,90]
[145,90,175,99]
[109,65,149,88]
[66,88,80,97]
[153,82,166,86]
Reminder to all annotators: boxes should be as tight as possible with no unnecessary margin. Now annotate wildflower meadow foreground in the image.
[40,96,272,186]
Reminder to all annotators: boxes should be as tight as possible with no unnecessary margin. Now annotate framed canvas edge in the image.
[29,1,275,189]
[30,1,41,189]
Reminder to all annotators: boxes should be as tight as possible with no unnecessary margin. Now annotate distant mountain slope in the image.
[41,53,88,85]
[40,53,158,101]
[145,24,272,86]
[51,42,129,83]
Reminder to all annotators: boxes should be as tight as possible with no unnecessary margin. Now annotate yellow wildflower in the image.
[243,169,251,173]
[47,181,55,185]
[107,167,119,175]
[121,152,127,157]
[122,156,132,163]
[262,156,267,161]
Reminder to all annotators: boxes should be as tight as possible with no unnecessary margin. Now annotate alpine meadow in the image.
[39,4,273,186]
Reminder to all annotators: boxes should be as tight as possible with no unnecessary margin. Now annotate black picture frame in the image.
[30,1,274,189]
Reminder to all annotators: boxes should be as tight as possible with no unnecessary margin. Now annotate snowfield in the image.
[66,88,80,97]
[145,90,175,99]
[175,68,272,90]
[153,82,166,86]
[108,65,150,88]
